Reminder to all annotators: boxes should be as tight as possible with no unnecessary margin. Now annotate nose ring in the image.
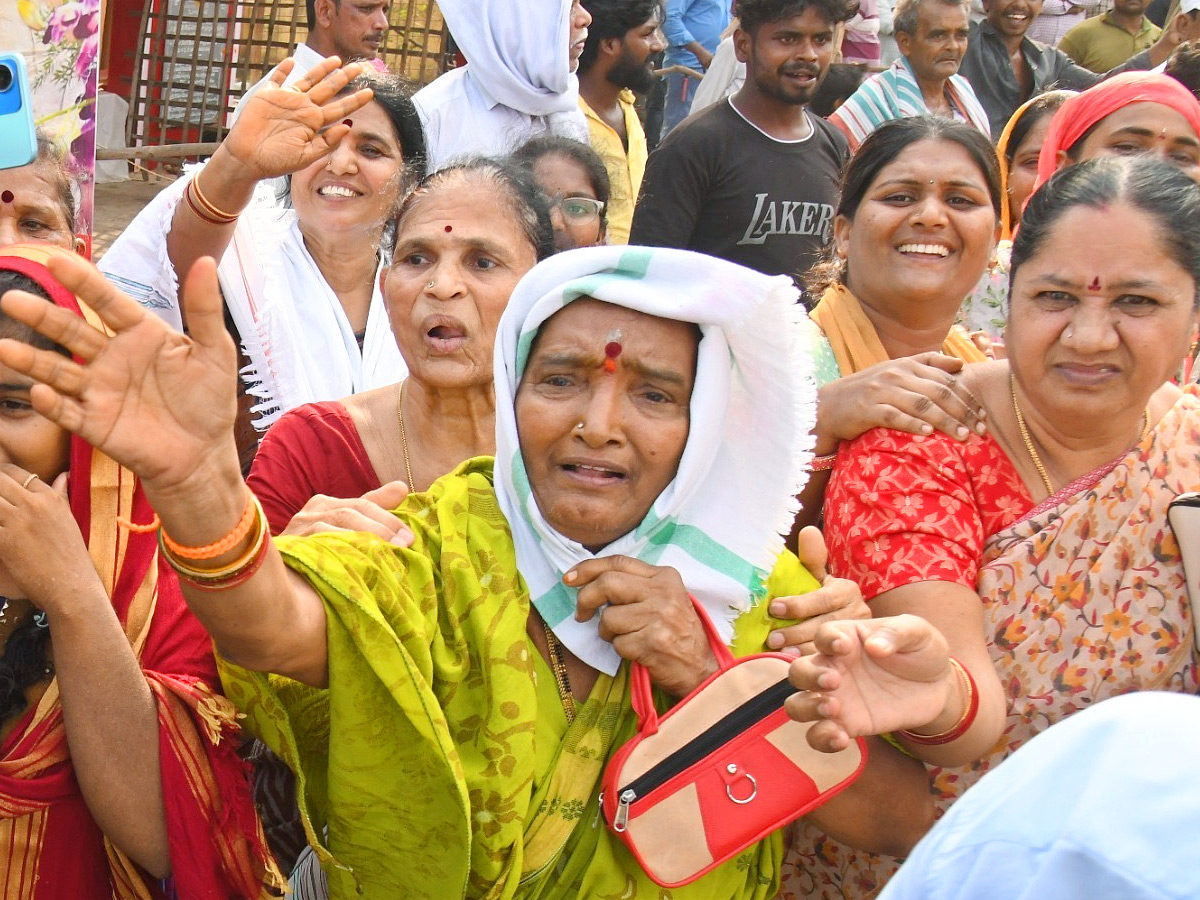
[426,281,435,290]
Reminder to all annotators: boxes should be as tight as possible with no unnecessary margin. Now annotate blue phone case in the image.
[0,52,37,170]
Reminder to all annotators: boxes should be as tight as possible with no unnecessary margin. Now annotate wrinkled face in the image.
[1068,102,1200,181]
[837,139,998,316]
[984,0,1044,39]
[515,299,698,551]
[569,0,593,72]
[0,162,76,252]
[898,2,971,83]
[531,153,605,251]
[1006,112,1053,227]
[319,0,389,59]
[736,8,836,107]
[384,176,538,390]
[290,101,405,238]
[1006,202,1195,430]
[608,12,667,93]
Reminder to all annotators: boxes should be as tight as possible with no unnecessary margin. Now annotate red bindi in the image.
[1087,276,1101,291]
[444,225,453,233]
[602,340,622,373]
[0,191,12,203]
[342,119,353,127]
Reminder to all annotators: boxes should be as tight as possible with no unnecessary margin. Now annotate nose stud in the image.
[575,422,584,430]
[426,281,435,290]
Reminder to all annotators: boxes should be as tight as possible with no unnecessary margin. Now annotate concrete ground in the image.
[92,175,175,261]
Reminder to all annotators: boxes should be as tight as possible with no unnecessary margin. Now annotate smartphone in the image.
[1167,491,1200,655]
[0,52,37,171]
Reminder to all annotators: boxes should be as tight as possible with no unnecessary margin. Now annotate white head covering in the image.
[438,0,585,120]
[493,246,818,675]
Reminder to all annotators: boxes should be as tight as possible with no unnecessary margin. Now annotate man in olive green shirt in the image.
[1060,0,1162,72]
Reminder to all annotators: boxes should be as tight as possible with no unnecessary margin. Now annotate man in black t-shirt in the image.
[630,0,856,285]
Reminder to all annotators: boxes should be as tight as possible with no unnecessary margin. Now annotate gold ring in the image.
[21,473,39,490]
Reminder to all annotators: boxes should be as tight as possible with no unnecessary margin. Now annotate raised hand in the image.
[785,615,954,752]
[0,253,240,503]
[816,352,987,445]
[221,56,374,180]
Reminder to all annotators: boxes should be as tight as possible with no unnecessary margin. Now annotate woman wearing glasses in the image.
[514,136,611,249]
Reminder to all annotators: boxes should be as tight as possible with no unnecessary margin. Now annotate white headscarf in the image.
[438,0,585,121]
[493,246,818,675]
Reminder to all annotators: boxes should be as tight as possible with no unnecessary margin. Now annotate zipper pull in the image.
[613,789,635,832]
[593,793,603,829]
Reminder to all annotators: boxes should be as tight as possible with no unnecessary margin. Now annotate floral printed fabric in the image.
[780,390,1200,900]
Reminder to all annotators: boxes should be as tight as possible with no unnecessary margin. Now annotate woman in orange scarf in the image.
[795,117,998,530]
[0,243,279,898]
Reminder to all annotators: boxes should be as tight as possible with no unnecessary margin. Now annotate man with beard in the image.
[959,0,1180,137]
[414,0,593,170]
[233,0,389,120]
[830,0,990,151]
[577,0,667,243]
[630,0,854,287]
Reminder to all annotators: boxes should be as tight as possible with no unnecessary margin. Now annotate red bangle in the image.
[175,533,271,592]
[898,658,979,746]
[810,452,837,472]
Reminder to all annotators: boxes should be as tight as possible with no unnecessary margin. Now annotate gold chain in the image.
[1010,373,1148,497]
[396,381,415,492]
[541,619,577,724]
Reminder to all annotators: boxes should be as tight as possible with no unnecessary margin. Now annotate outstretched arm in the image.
[0,254,331,686]
[165,57,373,308]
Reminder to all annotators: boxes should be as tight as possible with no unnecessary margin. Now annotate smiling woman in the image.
[97,60,426,468]
[792,116,998,531]
[0,136,84,254]
[786,154,1200,900]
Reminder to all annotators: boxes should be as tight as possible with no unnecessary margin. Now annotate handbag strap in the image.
[629,595,739,734]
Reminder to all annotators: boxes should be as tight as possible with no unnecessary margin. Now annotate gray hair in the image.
[894,0,970,36]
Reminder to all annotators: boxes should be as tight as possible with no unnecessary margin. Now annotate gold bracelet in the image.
[897,658,980,746]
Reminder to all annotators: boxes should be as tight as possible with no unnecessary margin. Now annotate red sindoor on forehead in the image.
[1088,276,1101,291]
[602,339,622,373]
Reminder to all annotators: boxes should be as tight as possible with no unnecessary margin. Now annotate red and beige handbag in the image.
[601,598,867,888]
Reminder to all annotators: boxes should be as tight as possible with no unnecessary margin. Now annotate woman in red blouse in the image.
[783,156,1200,898]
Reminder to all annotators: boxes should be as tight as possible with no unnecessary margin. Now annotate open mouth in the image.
[318,185,360,199]
[426,324,467,353]
[897,242,951,258]
[561,462,626,483]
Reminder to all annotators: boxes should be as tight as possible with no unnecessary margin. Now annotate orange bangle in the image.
[161,492,257,561]
[188,172,241,223]
[117,512,161,534]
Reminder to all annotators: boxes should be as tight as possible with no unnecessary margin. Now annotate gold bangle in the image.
[897,658,980,746]
[189,171,242,223]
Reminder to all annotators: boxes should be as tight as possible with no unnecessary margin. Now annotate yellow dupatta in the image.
[810,282,986,376]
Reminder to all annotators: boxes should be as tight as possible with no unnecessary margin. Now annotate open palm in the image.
[221,57,375,180]
[0,254,238,494]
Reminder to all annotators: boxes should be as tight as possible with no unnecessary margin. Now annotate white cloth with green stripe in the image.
[493,245,818,675]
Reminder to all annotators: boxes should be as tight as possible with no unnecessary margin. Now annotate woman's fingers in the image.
[178,257,229,351]
[795,526,829,580]
[47,252,151,335]
[0,290,107,361]
[0,337,87,398]
[305,59,364,104]
[287,55,345,94]
[266,56,297,87]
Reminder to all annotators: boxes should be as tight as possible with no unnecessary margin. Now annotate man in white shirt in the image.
[413,0,594,171]
[232,0,390,120]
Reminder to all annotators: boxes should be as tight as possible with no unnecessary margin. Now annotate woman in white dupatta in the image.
[98,59,425,462]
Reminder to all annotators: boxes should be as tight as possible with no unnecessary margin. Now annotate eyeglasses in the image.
[547,195,606,223]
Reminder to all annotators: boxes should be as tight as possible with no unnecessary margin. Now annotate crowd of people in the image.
[0,0,1197,897]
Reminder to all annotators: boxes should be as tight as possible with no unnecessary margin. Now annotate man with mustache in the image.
[630,0,854,291]
[830,0,990,151]
[232,0,389,120]
[959,0,1181,137]
[577,0,667,244]
[1059,0,1162,72]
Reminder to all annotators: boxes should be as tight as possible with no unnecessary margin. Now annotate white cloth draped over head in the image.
[436,0,586,122]
[493,246,818,675]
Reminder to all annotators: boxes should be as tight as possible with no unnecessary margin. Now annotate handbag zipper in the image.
[611,677,797,832]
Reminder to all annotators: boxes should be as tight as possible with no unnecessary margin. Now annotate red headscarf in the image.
[1034,73,1200,189]
[0,244,281,899]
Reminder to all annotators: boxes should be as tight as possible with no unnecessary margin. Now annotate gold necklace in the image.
[541,619,577,724]
[1010,374,1148,497]
[396,381,415,492]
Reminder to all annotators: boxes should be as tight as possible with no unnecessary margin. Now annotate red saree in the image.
[0,245,282,899]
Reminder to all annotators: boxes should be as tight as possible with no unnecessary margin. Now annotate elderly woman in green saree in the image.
[0,244,970,898]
